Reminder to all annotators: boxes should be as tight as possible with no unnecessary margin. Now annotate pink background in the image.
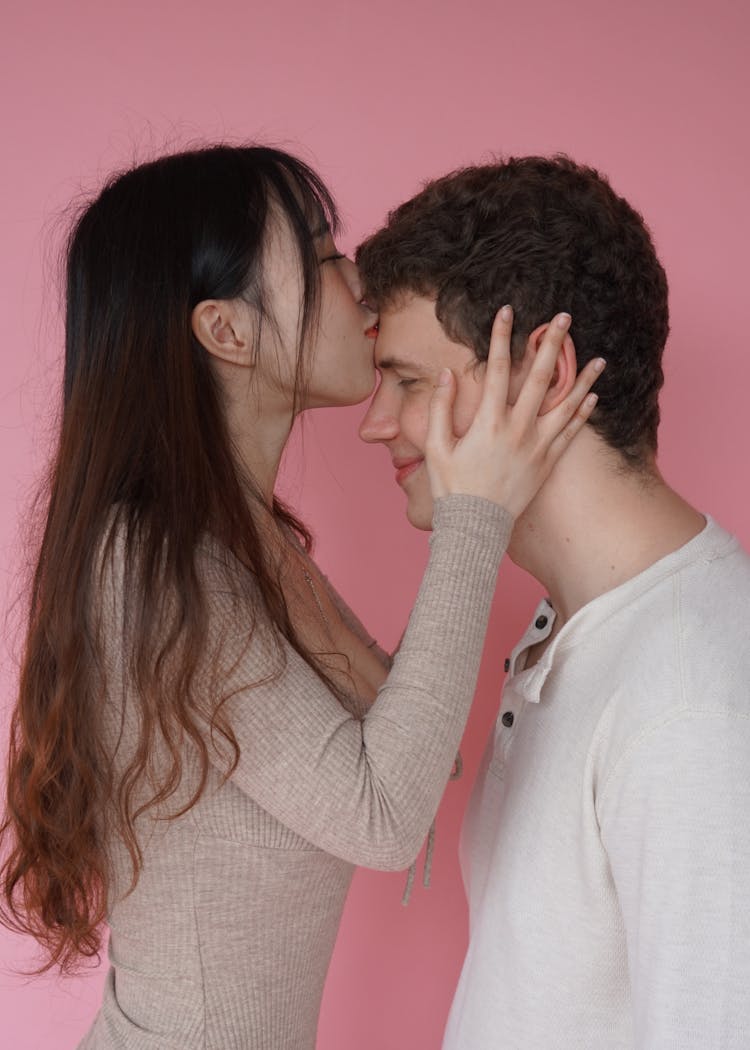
[2,1,749,1046]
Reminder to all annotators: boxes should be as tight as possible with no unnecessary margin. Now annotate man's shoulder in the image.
[599,516,748,649]
[663,518,750,664]
[561,519,750,754]
[644,511,746,585]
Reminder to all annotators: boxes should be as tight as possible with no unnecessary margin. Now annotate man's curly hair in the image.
[356,156,669,466]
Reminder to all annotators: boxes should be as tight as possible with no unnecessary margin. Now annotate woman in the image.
[0,145,600,1048]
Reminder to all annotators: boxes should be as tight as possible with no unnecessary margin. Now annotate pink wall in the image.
[2,0,749,1046]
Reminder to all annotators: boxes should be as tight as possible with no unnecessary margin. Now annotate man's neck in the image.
[509,431,706,627]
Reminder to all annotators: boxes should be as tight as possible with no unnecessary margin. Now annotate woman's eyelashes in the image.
[397,377,419,389]
[320,252,345,264]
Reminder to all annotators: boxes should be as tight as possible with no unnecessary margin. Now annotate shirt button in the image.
[504,658,510,672]
[535,615,548,630]
[501,711,515,728]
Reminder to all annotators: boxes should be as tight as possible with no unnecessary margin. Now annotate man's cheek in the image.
[405,403,431,452]
[453,386,484,437]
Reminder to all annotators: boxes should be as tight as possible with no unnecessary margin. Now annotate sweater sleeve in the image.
[598,707,750,1050]
[203,494,512,870]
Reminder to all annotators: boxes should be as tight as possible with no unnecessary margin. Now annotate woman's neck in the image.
[218,367,297,506]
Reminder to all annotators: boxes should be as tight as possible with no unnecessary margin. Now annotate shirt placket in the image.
[493,604,555,769]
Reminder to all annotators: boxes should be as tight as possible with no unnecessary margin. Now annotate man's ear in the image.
[515,322,577,413]
[191,300,256,367]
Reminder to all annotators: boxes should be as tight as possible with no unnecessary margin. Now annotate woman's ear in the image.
[191,300,256,367]
[519,322,578,414]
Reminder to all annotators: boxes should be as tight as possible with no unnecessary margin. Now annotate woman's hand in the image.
[425,306,604,519]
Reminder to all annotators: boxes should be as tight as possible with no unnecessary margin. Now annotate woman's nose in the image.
[338,256,362,300]
[341,258,378,319]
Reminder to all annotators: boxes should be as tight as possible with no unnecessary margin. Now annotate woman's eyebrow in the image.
[310,220,331,238]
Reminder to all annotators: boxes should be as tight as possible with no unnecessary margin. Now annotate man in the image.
[355,156,750,1049]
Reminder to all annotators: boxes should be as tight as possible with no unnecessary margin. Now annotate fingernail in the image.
[556,312,572,330]
[500,304,513,322]
[438,368,452,386]
[585,393,598,407]
[594,357,606,372]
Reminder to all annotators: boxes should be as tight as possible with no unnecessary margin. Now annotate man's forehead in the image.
[374,295,442,372]
[375,295,476,375]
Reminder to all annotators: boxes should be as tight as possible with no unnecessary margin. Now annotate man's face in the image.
[358,294,485,530]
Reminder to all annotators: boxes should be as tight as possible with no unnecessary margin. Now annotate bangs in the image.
[265,152,341,258]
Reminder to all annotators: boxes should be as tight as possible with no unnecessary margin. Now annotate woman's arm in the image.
[201,311,603,867]
[202,494,510,870]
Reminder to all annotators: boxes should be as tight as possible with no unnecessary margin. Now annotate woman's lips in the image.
[393,458,423,486]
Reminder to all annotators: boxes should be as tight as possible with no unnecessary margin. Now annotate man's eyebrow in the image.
[376,356,432,375]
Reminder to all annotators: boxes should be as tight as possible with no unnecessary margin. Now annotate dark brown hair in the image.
[0,145,340,973]
[357,156,669,464]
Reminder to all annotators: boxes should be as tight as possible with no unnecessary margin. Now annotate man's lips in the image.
[392,457,424,485]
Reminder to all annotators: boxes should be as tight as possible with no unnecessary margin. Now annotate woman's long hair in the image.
[0,145,340,973]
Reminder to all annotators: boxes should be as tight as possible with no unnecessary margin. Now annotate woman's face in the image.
[260,216,378,412]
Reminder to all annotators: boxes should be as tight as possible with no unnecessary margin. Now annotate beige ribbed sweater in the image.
[79,495,512,1050]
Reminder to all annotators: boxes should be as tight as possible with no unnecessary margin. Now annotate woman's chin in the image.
[405,496,434,532]
[305,379,377,411]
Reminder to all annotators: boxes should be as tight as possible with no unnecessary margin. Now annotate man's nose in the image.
[359,392,400,444]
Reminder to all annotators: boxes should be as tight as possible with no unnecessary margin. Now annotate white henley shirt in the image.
[443,516,750,1050]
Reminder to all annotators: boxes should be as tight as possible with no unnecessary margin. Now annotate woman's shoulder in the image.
[96,507,256,587]
[93,509,267,644]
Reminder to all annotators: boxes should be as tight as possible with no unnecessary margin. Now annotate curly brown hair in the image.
[356,156,669,465]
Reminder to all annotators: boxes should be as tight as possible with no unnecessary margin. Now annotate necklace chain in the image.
[302,567,331,632]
